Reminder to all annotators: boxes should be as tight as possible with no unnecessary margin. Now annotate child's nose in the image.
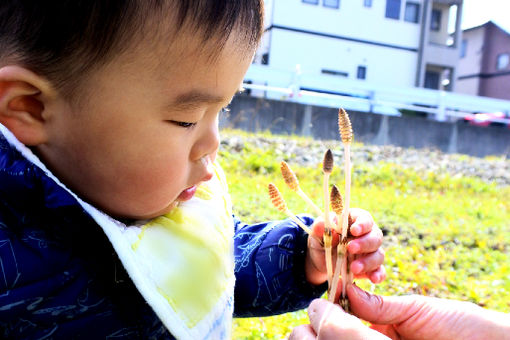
[200,155,214,182]
[191,122,220,161]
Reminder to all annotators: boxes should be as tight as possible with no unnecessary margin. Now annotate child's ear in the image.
[0,65,55,145]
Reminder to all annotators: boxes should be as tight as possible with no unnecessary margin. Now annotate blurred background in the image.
[228,1,510,338]
[222,0,510,157]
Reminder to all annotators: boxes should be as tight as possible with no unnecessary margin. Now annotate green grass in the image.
[219,130,510,339]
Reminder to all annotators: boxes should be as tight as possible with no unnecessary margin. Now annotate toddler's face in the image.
[38,32,253,219]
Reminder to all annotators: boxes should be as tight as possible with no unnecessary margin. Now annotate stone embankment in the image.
[221,134,510,187]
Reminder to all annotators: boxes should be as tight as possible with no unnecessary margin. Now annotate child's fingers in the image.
[308,231,324,251]
[349,208,375,236]
[350,248,385,276]
[367,265,387,284]
[311,218,325,238]
[311,218,340,245]
[347,227,383,254]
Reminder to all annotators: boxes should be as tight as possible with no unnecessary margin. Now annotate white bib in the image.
[1,124,235,340]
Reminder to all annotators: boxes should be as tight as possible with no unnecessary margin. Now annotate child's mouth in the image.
[177,185,197,201]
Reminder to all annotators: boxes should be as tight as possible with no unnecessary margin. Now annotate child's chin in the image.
[152,201,179,218]
[125,201,179,220]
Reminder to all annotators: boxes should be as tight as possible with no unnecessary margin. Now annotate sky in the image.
[461,0,510,32]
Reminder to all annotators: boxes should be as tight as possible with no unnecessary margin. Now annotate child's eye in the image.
[169,120,197,128]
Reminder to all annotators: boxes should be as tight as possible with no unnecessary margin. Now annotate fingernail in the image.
[348,282,360,299]
[349,242,360,254]
[351,225,361,235]
[350,261,363,275]
[308,299,319,316]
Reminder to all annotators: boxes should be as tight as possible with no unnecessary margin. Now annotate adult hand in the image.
[305,208,386,285]
[289,293,387,339]
[290,284,510,340]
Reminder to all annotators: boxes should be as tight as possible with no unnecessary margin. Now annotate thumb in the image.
[347,284,427,325]
[307,299,388,340]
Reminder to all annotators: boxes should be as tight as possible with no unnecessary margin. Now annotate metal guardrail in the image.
[243,64,510,125]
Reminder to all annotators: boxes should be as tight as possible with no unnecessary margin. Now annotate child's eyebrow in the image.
[172,90,226,109]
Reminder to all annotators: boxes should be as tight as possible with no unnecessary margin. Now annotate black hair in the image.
[0,0,264,97]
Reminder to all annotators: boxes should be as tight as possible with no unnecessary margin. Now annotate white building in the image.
[255,0,463,92]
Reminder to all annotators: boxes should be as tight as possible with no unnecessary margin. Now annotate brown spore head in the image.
[322,149,334,174]
[268,183,287,213]
[338,108,353,144]
[330,184,343,215]
[280,161,299,191]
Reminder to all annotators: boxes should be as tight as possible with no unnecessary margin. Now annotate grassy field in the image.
[219,130,510,340]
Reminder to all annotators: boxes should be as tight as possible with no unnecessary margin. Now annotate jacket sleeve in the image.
[232,215,327,317]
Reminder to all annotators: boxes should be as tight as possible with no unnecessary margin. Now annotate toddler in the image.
[0,1,385,339]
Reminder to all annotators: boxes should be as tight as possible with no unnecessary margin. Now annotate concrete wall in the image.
[221,95,510,158]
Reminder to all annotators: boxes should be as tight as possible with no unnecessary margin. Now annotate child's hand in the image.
[304,208,385,286]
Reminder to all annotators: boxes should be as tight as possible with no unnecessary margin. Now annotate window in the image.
[302,0,319,4]
[323,0,340,8]
[460,40,467,58]
[261,53,269,65]
[364,0,373,7]
[404,2,420,23]
[431,9,441,31]
[321,69,348,77]
[357,66,367,80]
[497,53,510,70]
[385,0,401,20]
[424,71,440,90]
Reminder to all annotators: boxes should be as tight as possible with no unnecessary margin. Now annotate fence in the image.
[243,64,510,125]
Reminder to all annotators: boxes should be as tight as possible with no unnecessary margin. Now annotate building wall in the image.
[456,22,510,100]
[456,77,480,95]
[258,0,462,92]
[479,23,510,100]
[268,28,418,87]
[480,75,510,100]
[270,0,423,48]
[264,0,274,29]
[428,3,453,46]
[456,26,484,96]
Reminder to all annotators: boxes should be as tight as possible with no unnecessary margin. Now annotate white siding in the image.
[428,4,453,46]
[270,0,422,49]
[268,28,418,87]
[263,0,275,29]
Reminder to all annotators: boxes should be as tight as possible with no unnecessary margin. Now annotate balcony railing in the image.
[243,64,510,125]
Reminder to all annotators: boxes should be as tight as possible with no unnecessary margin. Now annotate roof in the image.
[463,20,510,36]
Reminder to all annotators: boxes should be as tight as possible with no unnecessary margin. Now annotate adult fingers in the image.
[308,299,389,340]
[347,284,428,326]
[308,299,345,330]
[288,324,316,340]
[308,299,354,337]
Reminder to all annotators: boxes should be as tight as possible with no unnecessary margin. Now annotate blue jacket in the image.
[0,132,325,339]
